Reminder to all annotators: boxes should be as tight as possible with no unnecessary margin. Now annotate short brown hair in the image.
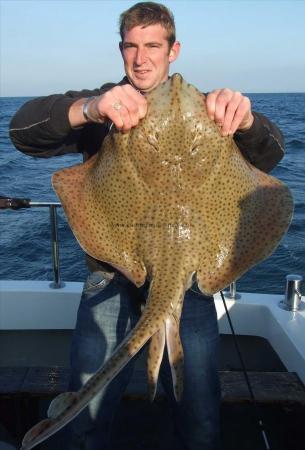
[119,2,176,48]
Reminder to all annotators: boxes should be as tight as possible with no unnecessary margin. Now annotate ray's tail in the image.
[21,271,188,450]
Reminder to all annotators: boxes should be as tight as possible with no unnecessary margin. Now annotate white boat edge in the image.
[0,280,304,385]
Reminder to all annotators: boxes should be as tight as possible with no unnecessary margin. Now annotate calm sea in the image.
[0,94,304,294]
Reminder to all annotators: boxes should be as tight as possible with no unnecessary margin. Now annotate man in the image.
[10,3,284,449]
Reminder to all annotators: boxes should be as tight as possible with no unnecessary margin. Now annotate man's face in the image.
[120,24,180,93]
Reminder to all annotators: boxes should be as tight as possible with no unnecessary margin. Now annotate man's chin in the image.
[133,80,152,92]
[129,74,155,93]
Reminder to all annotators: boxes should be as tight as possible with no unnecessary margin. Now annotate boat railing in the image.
[0,197,64,289]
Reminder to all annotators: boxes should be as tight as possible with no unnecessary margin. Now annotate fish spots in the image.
[42,73,294,446]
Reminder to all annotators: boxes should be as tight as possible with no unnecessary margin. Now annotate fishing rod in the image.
[0,196,61,209]
[220,289,271,450]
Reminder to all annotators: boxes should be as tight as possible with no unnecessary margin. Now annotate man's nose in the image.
[135,48,147,65]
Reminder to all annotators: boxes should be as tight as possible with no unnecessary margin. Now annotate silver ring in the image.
[113,101,122,111]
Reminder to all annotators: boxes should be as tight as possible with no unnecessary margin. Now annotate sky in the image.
[1,0,305,96]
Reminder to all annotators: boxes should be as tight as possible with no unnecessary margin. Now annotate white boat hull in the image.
[0,280,304,384]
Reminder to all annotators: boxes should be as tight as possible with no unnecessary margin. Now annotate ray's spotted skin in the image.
[21,74,293,449]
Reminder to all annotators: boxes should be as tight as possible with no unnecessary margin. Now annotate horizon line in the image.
[1,91,305,98]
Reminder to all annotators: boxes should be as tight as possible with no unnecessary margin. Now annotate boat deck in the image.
[1,335,305,450]
[109,398,305,450]
[1,395,305,450]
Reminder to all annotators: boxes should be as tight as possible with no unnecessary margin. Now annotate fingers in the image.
[206,89,253,136]
[94,84,147,132]
[229,96,253,134]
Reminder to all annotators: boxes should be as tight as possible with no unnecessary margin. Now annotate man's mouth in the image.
[134,69,150,75]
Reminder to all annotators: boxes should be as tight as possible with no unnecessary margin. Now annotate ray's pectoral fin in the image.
[196,174,294,297]
[52,156,147,288]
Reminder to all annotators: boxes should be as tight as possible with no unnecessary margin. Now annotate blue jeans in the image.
[66,271,221,450]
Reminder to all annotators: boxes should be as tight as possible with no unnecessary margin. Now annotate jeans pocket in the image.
[82,271,115,298]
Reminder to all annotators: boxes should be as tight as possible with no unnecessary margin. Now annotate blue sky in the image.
[1,0,305,96]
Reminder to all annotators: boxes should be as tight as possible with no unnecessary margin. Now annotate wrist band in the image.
[83,96,97,122]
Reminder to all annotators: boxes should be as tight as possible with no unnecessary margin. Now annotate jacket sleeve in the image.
[9,84,116,158]
[233,111,284,173]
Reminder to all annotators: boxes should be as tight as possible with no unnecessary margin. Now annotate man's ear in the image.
[169,41,181,63]
[119,41,123,55]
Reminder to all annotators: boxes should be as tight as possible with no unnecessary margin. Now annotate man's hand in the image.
[69,85,147,132]
[206,89,254,136]
[89,85,147,132]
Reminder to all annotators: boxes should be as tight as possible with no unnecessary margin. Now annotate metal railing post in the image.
[49,205,64,289]
[230,282,237,299]
[279,274,304,311]
[224,281,240,299]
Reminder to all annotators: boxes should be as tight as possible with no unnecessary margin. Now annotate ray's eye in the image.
[190,146,199,156]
